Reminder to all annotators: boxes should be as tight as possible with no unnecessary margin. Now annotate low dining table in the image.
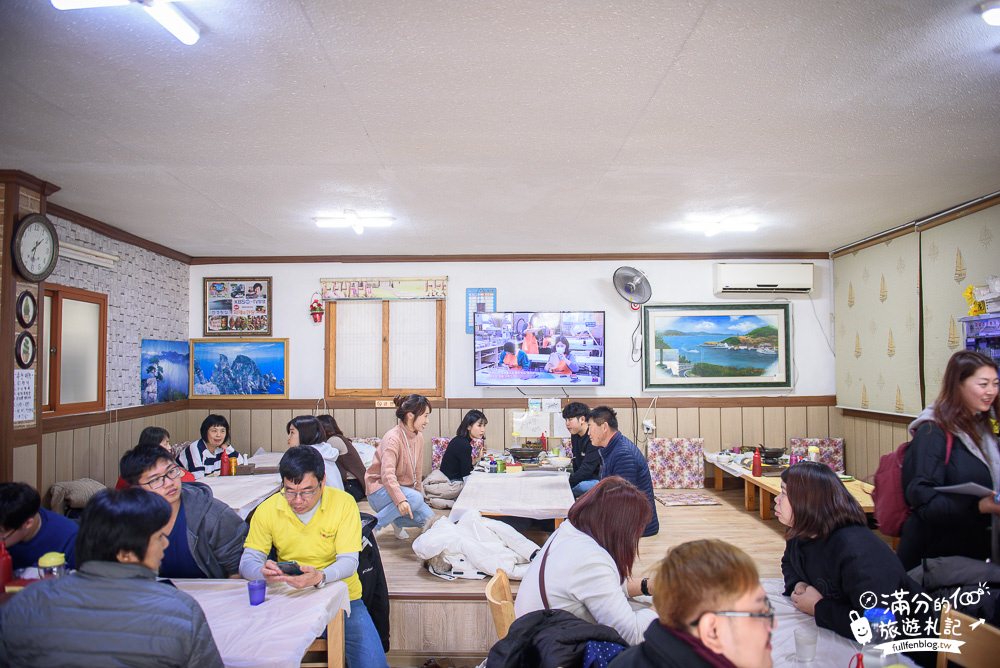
[198,473,282,519]
[450,470,575,525]
[173,578,350,668]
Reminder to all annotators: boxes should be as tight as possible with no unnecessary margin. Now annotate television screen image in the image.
[474,311,605,386]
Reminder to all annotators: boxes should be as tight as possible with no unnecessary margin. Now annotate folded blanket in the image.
[46,478,107,515]
[422,469,464,508]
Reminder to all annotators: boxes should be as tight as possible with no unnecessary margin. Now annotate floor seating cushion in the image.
[431,437,486,470]
[788,437,845,472]
[646,437,705,489]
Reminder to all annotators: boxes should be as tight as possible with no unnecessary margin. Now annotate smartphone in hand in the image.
[277,561,303,576]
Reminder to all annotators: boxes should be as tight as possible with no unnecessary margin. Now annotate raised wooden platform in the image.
[364,485,787,665]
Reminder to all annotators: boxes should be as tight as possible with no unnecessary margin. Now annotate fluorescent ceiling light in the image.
[51,0,130,8]
[51,0,199,46]
[142,1,199,45]
[314,210,395,235]
[982,1,1000,26]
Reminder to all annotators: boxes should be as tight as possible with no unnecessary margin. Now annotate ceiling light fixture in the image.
[681,220,760,237]
[982,1,1000,26]
[51,0,200,46]
[314,210,395,235]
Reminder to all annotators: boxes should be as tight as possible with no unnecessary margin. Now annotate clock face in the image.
[13,214,59,282]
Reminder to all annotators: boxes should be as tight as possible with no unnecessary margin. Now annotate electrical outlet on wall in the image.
[375,400,394,408]
[642,419,655,434]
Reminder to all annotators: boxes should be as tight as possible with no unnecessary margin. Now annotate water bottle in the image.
[38,551,66,579]
[489,457,497,474]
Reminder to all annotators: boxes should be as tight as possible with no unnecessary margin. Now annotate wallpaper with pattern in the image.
[833,232,921,414]
[921,206,1000,406]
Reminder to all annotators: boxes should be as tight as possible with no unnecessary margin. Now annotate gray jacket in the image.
[180,481,248,578]
[0,561,223,667]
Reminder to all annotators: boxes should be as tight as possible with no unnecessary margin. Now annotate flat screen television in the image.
[474,311,605,386]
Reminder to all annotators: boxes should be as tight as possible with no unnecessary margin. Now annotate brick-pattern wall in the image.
[47,215,188,409]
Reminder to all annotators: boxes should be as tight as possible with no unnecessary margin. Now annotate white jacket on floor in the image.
[412,511,539,580]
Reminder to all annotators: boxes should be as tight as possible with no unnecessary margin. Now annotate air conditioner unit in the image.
[714,263,814,294]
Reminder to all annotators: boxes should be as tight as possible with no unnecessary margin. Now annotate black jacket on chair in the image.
[486,608,626,668]
[609,622,731,668]
[359,512,391,651]
[899,421,994,569]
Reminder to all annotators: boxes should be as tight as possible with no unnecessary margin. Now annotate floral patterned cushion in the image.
[560,438,573,459]
[431,437,486,470]
[788,438,845,472]
[646,437,705,489]
[352,437,381,449]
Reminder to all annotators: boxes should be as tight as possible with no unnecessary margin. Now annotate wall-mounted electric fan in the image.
[613,266,652,311]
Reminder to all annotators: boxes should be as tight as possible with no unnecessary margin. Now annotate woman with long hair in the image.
[612,539,772,668]
[286,415,344,491]
[899,350,1000,568]
[776,462,924,640]
[513,476,656,645]
[439,409,487,482]
[365,394,436,539]
[316,413,368,501]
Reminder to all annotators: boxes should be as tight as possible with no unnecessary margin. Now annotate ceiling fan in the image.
[51,0,200,46]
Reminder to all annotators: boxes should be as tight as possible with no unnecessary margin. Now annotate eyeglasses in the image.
[282,486,319,501]
[141,466,184,490]
[690,599,775,630]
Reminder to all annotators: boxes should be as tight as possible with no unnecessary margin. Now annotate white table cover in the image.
[200,473,282,519]
[451,470,574,521]
[764,578,915,667]
[174,578,350,668]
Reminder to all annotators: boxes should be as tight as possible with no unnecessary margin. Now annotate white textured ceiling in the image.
[1,0,998,257]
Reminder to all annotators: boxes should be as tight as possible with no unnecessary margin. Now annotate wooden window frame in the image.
[42,284,108,416]
[325,300,445,400]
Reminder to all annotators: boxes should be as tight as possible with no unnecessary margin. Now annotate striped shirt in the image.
[177,439,244,478]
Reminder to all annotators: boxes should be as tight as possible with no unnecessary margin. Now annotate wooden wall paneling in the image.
[677,407,700,438]
[719,407,742,451]
[655,407,678,438]
[439,408,461,441]
[103,421,119,490]
[741,407,764,448]
[187,409,208,441]
[762,407,785,449]
[230,409,252,455]
[805,406,829,437]
[878,420,895,476]
[333,409,356,439]
[865,419,880,481]
[55,429,73,483]
[387,600,494,653]
[828,407,843,439]
[251,410,273,451]
[376,408,396,437]
[117,419,134,473]
[88,423,106,487]
[483,408,505,450]
[784,407,808,441]
[617,410,635,447]
[12,445,37,485]
[72,427,89,480]
[892,423,908,447]
[174,409,189,442]
[41,432,57,496]
[270,409,292,452]
[849,416,867,480]
[699,407,721,452]
[355,409,377,438]
[839,414,857,476]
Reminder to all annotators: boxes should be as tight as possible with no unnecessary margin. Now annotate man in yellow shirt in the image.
[240,445,387,668]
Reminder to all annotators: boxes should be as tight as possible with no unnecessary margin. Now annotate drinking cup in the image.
[247,579,266,606]
[794,628,817,662]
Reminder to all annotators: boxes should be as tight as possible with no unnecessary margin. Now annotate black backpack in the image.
[359,512,391,651]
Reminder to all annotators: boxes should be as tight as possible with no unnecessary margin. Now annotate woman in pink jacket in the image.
[365,394,437,539]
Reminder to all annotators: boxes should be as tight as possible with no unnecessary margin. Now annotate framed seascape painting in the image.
[203,277,272,336]
[643,303,791,390]
[141,339,190,404]
[190,338,288,399]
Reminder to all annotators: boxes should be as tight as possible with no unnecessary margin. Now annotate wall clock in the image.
[15,331,36,369]
[12,213,59,283]
[16,290,37,329]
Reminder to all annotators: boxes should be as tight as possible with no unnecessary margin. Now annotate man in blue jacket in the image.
[588,406,659,536]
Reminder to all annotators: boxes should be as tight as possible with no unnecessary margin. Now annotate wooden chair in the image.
[485,568,516,640]
[301,609,346,668]
[936,607,1000,668]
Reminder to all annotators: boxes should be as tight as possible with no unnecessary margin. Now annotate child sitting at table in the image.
[499,341,530,370]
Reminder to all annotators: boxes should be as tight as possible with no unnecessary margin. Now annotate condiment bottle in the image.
[540,431,548,451]
[0,541,12,592]
[38,551,66,579]
[808,445,820,463]
[220,450,231,476]
[751,447,762,477]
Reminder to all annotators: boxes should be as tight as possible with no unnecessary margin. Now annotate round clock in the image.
[12,213,59,283]
[16,290,37,329]
[15,331,36,369]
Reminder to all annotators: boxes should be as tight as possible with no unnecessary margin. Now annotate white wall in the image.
[189,259,835,399]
